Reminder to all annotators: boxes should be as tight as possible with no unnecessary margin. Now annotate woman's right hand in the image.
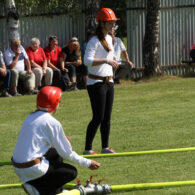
[108,59,119,69]
[89,160,100,170]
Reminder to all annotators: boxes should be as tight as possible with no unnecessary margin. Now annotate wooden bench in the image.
[182,60,195,65]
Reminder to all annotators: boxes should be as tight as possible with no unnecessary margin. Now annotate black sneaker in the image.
[0,91,12,97]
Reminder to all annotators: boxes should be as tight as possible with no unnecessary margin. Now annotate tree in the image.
[143,0,161,77]
[101,0,127,38]
[0,0,82,16]
[4,0,20,41]
[1,0,83,41]
[85,0,101,33]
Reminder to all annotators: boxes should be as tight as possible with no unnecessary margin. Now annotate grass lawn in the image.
[1,76,195,194]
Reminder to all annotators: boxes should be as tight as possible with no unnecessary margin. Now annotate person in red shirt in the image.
[44,36,71,91]
[26,38,53,90]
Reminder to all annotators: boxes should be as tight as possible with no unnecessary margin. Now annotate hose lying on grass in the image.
[2,180,195,194]
[1,146,195,166]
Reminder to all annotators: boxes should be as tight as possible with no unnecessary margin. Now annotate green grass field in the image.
[1,76,195,194]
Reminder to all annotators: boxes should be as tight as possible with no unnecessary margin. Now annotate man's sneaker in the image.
[22,183,40,195]
[101,147,115,154]
[28,89,39,95]
[11,91,22,96]
[0,90,12,97]
[83,150,98,155]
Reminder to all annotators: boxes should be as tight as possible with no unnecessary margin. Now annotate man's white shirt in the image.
[13,111,91,182]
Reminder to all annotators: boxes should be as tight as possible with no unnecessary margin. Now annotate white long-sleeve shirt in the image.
[113,37,126,63]
[13,111,91,182]
[84,35,114,85]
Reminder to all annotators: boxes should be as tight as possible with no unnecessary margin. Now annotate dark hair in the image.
[49,35,57,43]
[95,22,111,52]
[86,30,94,42]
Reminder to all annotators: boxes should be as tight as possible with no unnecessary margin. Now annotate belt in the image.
[88,74,113,83]
[11,157,42,168]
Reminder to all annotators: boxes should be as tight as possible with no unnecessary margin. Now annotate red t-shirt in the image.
[26,47,47,67]
[44,46,62,67]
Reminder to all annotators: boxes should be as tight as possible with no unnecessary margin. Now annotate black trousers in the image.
[52,69,70,91]
[27,148,77,195]
[85,82,114,150]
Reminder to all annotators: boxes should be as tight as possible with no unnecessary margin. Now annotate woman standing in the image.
[83,8,119,155]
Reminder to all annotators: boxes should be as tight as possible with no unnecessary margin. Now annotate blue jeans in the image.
[0,69,11,91]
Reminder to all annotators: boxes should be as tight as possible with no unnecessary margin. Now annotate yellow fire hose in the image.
[1,146,195,166]
[2,180,195,194]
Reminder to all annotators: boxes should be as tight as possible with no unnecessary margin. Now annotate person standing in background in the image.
[110,27,134,84]
[83,8,119,155]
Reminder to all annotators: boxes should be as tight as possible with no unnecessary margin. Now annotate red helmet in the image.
[37,86,62,112]
[96,8,120,21]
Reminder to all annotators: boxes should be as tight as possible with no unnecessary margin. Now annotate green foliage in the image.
[1,77,195,194]
[101,0,128,37]
[1,0,82,16]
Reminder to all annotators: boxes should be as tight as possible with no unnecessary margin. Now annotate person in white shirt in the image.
[12,86,100,195]
[110,27,134,83]
[3,38,37,96]
[0,51,12,97]
[83,8,119,155]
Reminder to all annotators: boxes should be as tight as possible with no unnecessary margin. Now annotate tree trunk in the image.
[85,0,101,33]
[143,0,161,77]
[4,0,20,41]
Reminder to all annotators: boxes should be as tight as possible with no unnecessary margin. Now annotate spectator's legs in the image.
[33,68,43,89]
[3,69,11,91]
[60,70,71,91]
[76,64,88,89]
[66,64,77,90]
[0,69,12,97]
[19,71,35,91]
[10,69,19,93]
[44,67,53,86]
[52,69,62,88]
